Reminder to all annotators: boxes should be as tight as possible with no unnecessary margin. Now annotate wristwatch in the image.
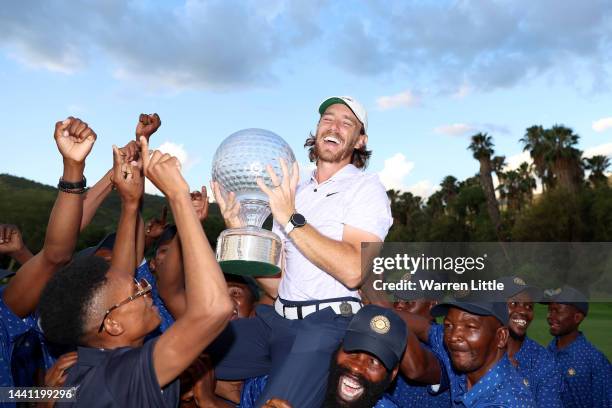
[284,213,306,235]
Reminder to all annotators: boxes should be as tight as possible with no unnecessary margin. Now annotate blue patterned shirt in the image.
[0,288,38,388]
[135,262,175,338]
[513,336,562,408]
[547,333,612,408]
[428,324,535,407]
[387,325,451,408]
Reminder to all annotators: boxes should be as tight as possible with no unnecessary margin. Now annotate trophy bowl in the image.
[212,128,296,276]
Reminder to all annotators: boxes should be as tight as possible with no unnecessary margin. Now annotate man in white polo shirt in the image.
[210,96,392,408]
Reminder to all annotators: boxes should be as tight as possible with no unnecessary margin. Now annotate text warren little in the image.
[373,279,504,292]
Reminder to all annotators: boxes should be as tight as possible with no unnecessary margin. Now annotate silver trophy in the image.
[212,128,296,276]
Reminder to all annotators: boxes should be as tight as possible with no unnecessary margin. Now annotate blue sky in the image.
[1,0,611,197]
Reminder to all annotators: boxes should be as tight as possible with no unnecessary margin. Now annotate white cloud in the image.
[407,180,439,198]
[145,141,195,195]
[378,153,414,191]
[592,117,612,132]
[584,143,612,158]
[434,123,475,136]
[376,90,420,110]
[506,151,532,170]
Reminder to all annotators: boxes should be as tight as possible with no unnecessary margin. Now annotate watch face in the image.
[291,213,306,227]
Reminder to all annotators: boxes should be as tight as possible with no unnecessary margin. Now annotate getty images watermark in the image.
[370,253,503,292]
[360,242,612,302]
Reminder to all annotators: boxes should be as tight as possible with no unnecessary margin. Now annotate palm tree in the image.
[520,125,554,191]
[517,162,537,202]
[544,125,583,193]
[583,155,611,187]
[468,133,502,236]
[440,175,459,210]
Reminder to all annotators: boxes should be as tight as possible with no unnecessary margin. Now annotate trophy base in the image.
[216,226,282,277]
[219,260,281,277]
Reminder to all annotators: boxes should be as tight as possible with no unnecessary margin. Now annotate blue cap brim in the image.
[342,331,400,371]
[431,301,507,325]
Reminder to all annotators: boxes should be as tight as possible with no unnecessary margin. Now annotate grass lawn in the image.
[527,302,612,359]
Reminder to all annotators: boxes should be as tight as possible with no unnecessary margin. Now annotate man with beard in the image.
[545,285,611,408]
[428,295,536,407]
[495,276,562,407]
[210,96,393,407]
[242,305,407,408]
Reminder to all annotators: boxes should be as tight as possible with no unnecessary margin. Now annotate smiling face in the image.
[315,103,366,166]
[443,308,507,374]
[547,303,583,337]
[507,291,534,338]
[323,347,396,408]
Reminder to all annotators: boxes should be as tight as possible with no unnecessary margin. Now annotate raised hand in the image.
[54,117,97,164]
[140,136,189,199]
[119,139,141,163]
[256,158,300,226]
[191,187,209,222]
[0,224,24,253]
[136,113,161,142]
[145,206,169,240]
[44,351,78,387]
[112,144,144,205]
[211,181,242,228]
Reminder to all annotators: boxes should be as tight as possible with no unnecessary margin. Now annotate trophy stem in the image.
[239,199,271,227]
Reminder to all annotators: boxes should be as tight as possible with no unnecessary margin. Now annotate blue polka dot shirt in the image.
[387,324,451,408]
[428,324,536,407]
[513,336,562,408]
[547,332,612,408]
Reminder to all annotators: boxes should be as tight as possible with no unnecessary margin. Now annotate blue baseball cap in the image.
[543,285,589,316]
[495,276,542,302]
[342,305,407,370]
[431,295,509,326]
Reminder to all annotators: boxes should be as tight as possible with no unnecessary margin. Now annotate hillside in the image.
[0,173,225,264]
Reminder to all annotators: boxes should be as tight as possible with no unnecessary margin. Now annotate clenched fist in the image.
[0,224,24,254]
[54,117,96,164]
[136,113,161,142]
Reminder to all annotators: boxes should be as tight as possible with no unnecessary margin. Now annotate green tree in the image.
[468,133,503,238]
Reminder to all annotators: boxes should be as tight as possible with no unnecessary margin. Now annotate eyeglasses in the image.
[98,278,152,333]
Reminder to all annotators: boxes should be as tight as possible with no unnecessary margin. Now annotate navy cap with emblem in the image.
[431,292,509,326]
[342,305,407,370]
[495,276,542,302]
[542,285,589,316]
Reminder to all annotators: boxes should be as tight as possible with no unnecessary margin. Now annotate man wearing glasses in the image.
[40,138,234,407]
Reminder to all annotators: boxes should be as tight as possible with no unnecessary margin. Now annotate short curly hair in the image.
[39,255,110,346]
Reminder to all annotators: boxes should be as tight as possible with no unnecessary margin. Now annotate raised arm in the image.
[156,187,208,319]
[3,117,96,317]
[107,145,143,277]
[400,329,441,384]
[140,137,233,387]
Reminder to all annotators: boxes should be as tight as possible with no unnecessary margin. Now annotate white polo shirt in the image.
[273,164,393,301]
